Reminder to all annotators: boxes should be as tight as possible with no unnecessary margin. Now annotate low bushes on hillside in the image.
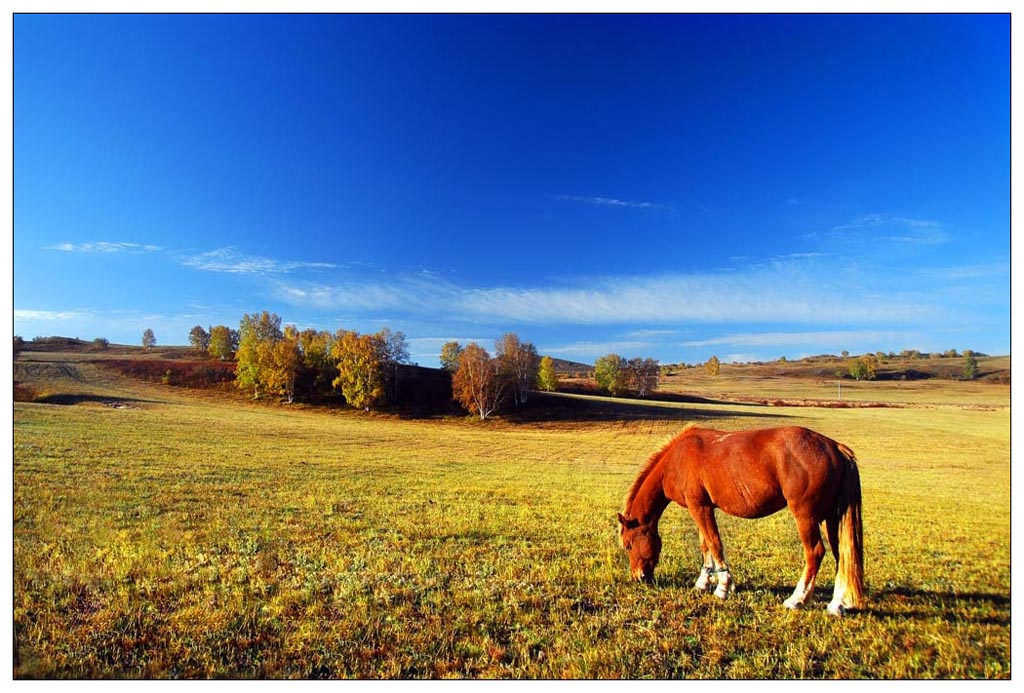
[99,359,236,388]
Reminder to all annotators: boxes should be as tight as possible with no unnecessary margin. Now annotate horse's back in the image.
[674,425,849,518]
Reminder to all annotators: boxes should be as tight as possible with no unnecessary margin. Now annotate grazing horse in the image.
[618,424,864,616]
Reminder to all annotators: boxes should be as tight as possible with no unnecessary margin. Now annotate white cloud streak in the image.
[539,340,652,358]
[682,330,913,349]
[551,193,668,210]
[45,240,338,276]
[819,213,950,245]
[181,247,336,275]
[14,309,94,321]
[922,262,1009,281]
[46,241,163,253]
[274,261,930,327]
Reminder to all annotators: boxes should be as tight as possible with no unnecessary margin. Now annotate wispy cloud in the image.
[816,213,949,245]
[550,193,669,210]
[46,241,163,253]
[274,259,930,327]
[45,240,338,276]
[540,340,652,358]
[923,262,1009,281]
[625,329,679,338]
[14,309,94,321]
[682,330,912,349]
[181,247,336,275]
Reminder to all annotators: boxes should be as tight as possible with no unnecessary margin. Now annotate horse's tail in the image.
[835,443,865,609]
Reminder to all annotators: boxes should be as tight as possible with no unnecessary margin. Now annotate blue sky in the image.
[13,13,1010,366]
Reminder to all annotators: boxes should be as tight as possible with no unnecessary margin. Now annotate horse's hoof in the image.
[827,603,846,617]
[783,599,804,610]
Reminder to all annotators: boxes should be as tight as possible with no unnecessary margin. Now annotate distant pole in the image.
[837,380,842,401]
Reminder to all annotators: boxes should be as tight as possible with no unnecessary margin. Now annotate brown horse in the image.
[618,424,864,616]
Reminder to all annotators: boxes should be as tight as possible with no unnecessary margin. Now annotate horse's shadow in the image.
[863,585,1010,625]
[651,572,1009,625]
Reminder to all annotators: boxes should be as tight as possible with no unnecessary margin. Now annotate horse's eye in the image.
[623,542,632,551]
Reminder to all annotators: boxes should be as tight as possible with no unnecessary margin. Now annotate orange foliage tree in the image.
[452,342,507,420]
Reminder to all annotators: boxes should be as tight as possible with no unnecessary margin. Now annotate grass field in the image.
[12,351,1011,678]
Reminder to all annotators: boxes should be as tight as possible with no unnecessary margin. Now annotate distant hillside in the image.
[721,353,1010,385]
[660,353,1010,388]
[18,336,206,360]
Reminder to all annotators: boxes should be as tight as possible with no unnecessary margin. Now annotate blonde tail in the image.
[835,444,865,610]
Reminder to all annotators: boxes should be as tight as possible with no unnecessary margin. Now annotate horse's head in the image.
[617,513,661,584]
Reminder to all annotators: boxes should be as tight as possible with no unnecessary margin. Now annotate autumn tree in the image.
[496,332,540,406]
[627,357,660,397]
[594,354,629,396]
[848,354,878,381]
[439,341,463,373]
[263,326,302,403]
[235,311,284,399]
[296,328,335,398]
[705,355,721,378]
[332,329,386,410]
[452,342,507,420]
[377,327,409,403]
[963,352,980,380]
[189,325,210,352]
[208,325,236,360]
[142,328,156,350]
[537,355,559,392]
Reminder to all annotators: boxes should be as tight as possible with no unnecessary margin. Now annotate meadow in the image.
[12,351,1011,678]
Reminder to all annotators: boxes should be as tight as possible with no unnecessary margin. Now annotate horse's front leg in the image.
[687,503,734,599]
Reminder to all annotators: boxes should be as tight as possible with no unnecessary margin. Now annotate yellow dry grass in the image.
[12,352,1010,678]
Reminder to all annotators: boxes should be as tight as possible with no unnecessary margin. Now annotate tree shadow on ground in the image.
[509,391,791,424]
[32,393,156,408]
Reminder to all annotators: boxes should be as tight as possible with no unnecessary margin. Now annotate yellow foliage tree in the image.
[705,355,721,378]
[537,355,559,392]
[234,312,301,401]
[262,331,301,403]
[331,330,386,410]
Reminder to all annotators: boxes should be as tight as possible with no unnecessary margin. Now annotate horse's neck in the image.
[630,463,671,525]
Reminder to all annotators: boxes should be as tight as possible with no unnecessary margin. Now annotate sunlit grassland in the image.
[658,356,1010,408]
[12,358,1010,678]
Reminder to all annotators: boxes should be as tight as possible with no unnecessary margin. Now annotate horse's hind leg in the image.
[825,515,840,565]
[687,504,734,599]
[693,534,715,591]
[824,515,849,615]
[784,512,826,609]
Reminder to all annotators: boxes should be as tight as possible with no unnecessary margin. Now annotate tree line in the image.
[186,321,667,413]
[191,312,412,408]
[187,315,559,418]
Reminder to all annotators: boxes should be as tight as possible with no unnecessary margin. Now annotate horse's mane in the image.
[623,422,700,514]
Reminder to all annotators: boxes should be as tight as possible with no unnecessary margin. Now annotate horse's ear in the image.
[617,513,630,527]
